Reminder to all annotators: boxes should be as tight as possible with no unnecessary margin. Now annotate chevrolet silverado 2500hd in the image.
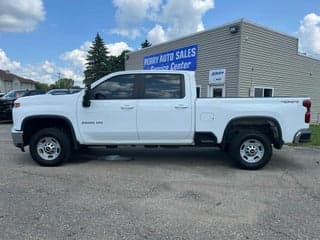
[11,71,311,169]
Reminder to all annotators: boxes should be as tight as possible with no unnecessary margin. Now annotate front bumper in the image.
[293,128,312,143]
[0,110,12,121]
[11,128,25,151]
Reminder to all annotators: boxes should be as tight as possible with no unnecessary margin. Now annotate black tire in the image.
[229,131,272,170]
[29,128,71,166]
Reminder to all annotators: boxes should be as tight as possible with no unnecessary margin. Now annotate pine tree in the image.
[141,39,152,48]
[84,33,110,85]
[109,50,131,73]
[117,50,130,71]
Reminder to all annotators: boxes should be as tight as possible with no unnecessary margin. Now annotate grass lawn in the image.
[289,125,320,147]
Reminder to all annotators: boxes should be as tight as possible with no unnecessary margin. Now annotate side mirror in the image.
[82,85,91,107]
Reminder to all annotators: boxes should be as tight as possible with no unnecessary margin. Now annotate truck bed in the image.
[195,97,310,143]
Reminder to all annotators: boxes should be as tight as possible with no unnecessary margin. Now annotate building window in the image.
[254,87,274,97]
[208,85,225,98]
[213,88,223,98]
[196,86,201,98]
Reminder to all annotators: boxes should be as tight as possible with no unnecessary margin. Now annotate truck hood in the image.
[15,92,82,106]
[0,98,15,104]
[0,98,15,105]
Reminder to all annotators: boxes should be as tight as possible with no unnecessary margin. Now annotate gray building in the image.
[126,19,320,123]
[0,69,35,94]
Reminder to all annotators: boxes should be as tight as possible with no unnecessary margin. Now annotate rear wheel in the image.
[229,131,272,170]
[29,128,71,166]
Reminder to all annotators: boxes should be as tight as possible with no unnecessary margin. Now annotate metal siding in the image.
[126,23,241,97]
[239,22,320,122]
[126,20,320,123]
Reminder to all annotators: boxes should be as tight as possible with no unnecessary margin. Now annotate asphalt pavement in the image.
[0,123,320,240]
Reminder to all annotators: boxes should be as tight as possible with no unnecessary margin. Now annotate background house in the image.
[0,69,35,94]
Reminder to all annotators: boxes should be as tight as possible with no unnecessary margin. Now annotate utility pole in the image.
[57,72,61,88]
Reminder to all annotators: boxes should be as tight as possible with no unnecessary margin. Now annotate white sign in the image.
[209,69,226,85]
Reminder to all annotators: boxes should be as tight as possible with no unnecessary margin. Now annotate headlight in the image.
[14,102,21,108]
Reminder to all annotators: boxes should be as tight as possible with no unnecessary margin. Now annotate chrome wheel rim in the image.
[37,137,61,161]
[240,139,265,163]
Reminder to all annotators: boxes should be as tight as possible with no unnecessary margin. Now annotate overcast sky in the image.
[0,0,319,85]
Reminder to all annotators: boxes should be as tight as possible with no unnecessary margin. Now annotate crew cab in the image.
[11,71,311,169]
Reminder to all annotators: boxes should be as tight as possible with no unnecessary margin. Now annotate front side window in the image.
[143,74,184,99]
[92,75,136,100]
[3,90,26,99]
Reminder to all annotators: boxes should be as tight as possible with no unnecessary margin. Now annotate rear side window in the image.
[92,75,137,100]
[143,74,185,99]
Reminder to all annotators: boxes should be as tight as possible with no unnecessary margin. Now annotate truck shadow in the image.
[68,146,303,170]
[0,121,13,124]
[68,147,232,168]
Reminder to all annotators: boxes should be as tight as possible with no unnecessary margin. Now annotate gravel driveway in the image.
[0,123,320,239]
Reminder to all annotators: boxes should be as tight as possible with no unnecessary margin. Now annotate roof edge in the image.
[128,18,244,55]
[128,18,300,56]
[241,19,298,40]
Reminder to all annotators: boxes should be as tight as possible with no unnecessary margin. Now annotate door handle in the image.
[174,104,188,109]
[121,105,134,110]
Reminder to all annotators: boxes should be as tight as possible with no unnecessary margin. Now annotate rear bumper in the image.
[11,128,25,151]
[293,128,311,143]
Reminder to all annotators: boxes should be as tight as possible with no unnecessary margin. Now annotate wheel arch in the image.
[222,116,283,149]
[21,115,78,150]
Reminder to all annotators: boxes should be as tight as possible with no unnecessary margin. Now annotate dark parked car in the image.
[47,88,82,95]
[0,89,45,121]
[0,93,5,98]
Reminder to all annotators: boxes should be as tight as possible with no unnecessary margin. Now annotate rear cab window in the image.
[142,74,185,99]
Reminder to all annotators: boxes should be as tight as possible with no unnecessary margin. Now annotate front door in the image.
[77,74,138,144]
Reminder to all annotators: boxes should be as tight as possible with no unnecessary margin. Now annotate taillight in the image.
[303,100,311,108]
[303,100,311,123]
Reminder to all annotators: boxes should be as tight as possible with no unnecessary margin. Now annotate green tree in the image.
[109,50,131,73]
[84,33,110,85]
[117,50,130,71]
[35,82,50,91]
[141,39,152,48]
[53,78,74,89]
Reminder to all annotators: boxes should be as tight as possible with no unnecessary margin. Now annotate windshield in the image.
[3,90,27,99]
[47,89,81,95]
[47,89,70,95]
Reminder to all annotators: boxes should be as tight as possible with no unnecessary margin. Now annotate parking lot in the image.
[0,123,320,239]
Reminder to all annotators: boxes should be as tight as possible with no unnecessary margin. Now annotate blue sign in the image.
[143,45,198,71]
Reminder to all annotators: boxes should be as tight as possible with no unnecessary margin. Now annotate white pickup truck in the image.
[11,70,311,169]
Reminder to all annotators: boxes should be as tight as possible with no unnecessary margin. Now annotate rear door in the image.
[137,73,193,143]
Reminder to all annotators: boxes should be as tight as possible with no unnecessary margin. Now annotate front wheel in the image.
[229,131,272,170]
[29,128,71,166]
